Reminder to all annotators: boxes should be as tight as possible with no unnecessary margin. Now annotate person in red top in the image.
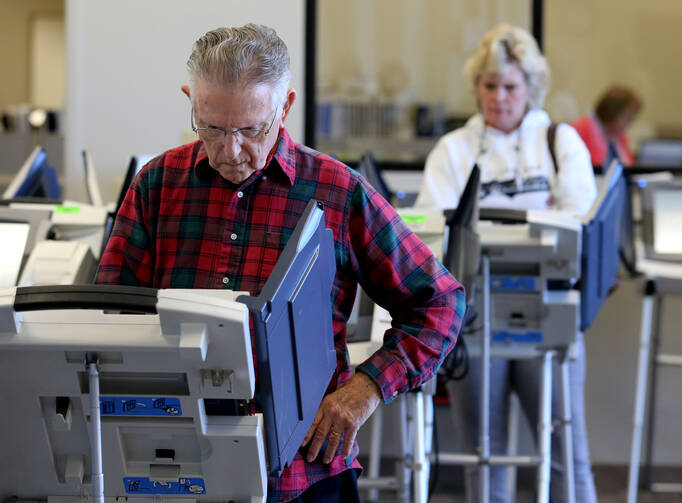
[571,85,642,167]
[96,24,465,503]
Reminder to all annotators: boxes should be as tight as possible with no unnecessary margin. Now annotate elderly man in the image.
[97,23,464,503]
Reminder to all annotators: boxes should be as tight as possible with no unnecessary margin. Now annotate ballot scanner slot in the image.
[479,208,528,223]
[490,263,540,276]
[78,371,189,395]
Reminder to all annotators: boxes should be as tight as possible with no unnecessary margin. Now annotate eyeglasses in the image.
[191,106,278,143]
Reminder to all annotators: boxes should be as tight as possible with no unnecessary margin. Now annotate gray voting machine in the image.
[0,199,336,503]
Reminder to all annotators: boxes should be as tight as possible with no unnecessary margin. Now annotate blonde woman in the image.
[417,25,598,502]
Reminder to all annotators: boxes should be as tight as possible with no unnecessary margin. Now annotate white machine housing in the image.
[0,288,267,503]
[472,209,582,355]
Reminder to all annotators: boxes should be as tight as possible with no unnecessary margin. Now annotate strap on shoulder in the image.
[547,122,560,173]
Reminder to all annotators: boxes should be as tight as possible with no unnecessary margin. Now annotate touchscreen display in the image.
[653,189,682,255]
[0,222,30,287]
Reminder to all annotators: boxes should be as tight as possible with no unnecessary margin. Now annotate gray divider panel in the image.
[238,199,337,476]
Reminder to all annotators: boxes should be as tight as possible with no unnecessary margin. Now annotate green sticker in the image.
[401,214,426,224]
[54,205,81,215]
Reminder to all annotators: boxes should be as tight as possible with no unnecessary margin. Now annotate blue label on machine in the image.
[124,477,206,494]
[490,276,536,291]
[492,331,543,344]
[100,397,182,416]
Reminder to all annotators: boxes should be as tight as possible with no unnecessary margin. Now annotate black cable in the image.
[438,309,476,384]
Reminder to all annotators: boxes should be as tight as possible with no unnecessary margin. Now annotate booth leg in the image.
[643,294,664,490]
[506,392,520,501]
[536,352,552,503]
[366,404,384,502]
[423,392,434,489]
[412,391,427,503]
[478,255,491,503]
[396,394,411,503]
[559,355,575,503]
[627,292,655,503]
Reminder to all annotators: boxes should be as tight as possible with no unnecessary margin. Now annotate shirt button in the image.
[230,233,237,240]
[222,277,230,285]
[237,191,244,198]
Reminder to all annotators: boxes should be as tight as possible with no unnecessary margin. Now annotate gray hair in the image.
[187,24,291,106]
[465,24,550,109]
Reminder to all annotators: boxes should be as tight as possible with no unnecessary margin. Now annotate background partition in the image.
[64,0,306,203]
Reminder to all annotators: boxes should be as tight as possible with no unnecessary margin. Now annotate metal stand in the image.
[506,393,520,502]
[436,254,575,503]
[479,254,491,502]
[537,352,552,503]
[558,353,575,503]
[358,386,434,503]
[627,282,655,503]
[628,279,682,502]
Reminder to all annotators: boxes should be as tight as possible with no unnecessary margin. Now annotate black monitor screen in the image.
[115,155,155,215]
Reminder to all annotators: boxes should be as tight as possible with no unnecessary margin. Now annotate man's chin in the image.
[216,164,257,184]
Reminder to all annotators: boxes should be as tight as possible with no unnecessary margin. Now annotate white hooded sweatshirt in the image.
[415,109,597,217]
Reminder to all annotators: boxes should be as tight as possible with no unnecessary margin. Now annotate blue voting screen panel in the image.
[580,161,626,331]
[10,148,61,200]
[238,199,337,477]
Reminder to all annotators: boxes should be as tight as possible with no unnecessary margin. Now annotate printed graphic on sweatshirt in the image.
[480,176,550,199]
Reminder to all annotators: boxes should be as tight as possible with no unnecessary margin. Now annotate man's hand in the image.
[301,371,383,464]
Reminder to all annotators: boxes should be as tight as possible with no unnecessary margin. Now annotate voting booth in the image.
[0,200,336,503]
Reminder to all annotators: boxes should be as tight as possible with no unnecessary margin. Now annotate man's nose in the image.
[222,131,242,158]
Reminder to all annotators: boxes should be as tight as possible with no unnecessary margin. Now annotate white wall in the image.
[65,0,305,203]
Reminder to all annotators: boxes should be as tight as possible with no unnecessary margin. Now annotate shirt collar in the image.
[192,127,297,186]
[271,127,297,186]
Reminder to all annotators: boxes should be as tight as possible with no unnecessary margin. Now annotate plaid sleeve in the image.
[95,170,155,286]
[350,179,466,402]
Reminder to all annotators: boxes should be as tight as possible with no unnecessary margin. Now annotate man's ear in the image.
[181,84,191,99]
[280,88,297,123]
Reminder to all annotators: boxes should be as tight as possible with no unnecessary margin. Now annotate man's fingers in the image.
[302,410,323,446]
[305,418,332,462]
[322,428,343,464]
[341,427,358,459]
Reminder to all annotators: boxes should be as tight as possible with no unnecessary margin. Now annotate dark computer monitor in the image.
[238,199,337,476]
[355,151,393,202]
[101,155,155,254]
[2,146,61,201]
[639,178,682,263]
[115,155,155,216]
[579,160,627,331]
[636,138,682,167]
[443,165,481,299]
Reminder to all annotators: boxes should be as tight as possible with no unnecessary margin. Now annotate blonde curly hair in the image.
[465,24,550,109]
